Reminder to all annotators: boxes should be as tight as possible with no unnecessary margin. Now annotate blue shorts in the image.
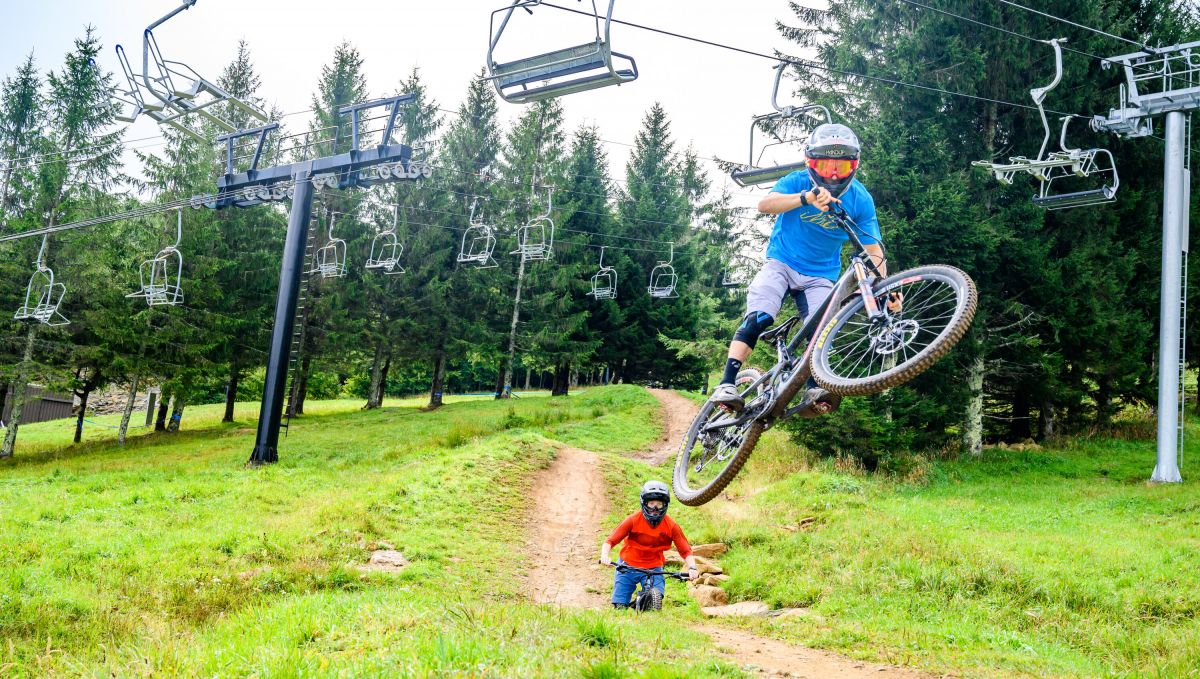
[611,561,664,606]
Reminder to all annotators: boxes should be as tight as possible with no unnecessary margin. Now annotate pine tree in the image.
[400,70,502,407]
[615,104,704,386]
[2,28,122,457]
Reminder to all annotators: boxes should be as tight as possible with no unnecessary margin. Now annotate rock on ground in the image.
[689,583,729,607]
[356,549,409,573]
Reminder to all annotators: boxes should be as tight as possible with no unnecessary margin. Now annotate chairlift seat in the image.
[731,161,808,188]
[1031,186,1117,210]
[492,42,638,104]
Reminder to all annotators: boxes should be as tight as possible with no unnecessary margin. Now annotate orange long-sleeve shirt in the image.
[605,512,692,568]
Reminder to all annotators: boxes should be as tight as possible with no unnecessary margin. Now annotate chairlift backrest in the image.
[487,0,639,104]
[731,63,833,188]
[366,229,405,275]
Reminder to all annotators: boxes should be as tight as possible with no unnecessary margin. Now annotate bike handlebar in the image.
[605,562,693,581]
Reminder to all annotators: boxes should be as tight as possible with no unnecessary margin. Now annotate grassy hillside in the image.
[0,387,735,677]
[681,414,1200,678]
[5,386,1199,677]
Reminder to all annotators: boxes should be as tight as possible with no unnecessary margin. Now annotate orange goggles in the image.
[808,157,859,179]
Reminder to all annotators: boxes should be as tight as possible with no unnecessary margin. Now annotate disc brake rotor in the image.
[870,319,920,355]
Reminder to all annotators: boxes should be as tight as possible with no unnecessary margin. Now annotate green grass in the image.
[0,386,742,678]
[685,413,1200,678]
[8,383,1200,677]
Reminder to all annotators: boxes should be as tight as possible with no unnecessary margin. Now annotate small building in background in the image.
[0,384,74,426]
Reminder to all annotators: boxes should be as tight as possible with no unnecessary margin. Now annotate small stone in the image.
[690,543,728,558]
[356,549,409,573]
[688,584,728,607]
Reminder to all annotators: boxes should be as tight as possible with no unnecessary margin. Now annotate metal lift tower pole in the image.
[1153,111,1186,483]
[250,172,313,465]
[1093,41,1200,483]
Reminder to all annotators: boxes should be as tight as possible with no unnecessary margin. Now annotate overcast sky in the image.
[1,1,815,216]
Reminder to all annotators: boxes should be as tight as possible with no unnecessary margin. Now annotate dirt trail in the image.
[642,388,699,465]
[525,447,611,608]
[523,388,934,677]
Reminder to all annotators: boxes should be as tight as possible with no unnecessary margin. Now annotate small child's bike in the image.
[608,563,691,612]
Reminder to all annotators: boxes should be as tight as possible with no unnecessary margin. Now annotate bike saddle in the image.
[759,316,800,345]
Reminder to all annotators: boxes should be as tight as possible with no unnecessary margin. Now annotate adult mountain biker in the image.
[599,480,698,609]
[710,123,898,412]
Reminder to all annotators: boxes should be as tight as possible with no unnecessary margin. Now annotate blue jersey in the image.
[765,171,881,281]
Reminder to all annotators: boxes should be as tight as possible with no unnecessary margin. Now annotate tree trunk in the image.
[366,340,386,409]
[167,394,185,432]
[1008,387,1032,441]
[524,367,531,391]
[155,395,170,432]
[552,362,570,396]
[118,373,139,445]
[295,355,312,415]
[1096,376,1113,427]
[502,256,527,397]
[494,360,507,399]
[378,353,391,405]
[223,363,239,423]
[1038,398,1057,441]
[429,354,446,408]
[74,386,91,444]
[963,354,985,456]
[0,326,37,458]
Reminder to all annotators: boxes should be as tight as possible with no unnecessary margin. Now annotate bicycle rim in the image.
[673,401,764,506]
[811,265,977,396]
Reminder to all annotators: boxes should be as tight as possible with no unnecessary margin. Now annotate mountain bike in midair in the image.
[674,203,977,506]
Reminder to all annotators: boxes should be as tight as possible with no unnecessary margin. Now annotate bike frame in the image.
[702,206,886,434]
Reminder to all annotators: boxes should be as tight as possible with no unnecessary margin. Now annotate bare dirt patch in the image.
[700,625,936,678]
[642,388,699,465]
[524,447,611,608]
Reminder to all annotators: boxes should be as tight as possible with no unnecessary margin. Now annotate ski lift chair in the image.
[311,213,348,279]
[587,247,617,299]
[116,0,267,140]
[14,237,68,327]
[512,187,556,262]
[458,199,499,268]
[366,229,405,274]
[647,244,678,299]
[731,62,832,188]
[973,39,1120,210]
[487,0,639,104]
[128,209,185,306]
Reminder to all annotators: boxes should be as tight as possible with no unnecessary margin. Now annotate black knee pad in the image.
[733,311,775,349]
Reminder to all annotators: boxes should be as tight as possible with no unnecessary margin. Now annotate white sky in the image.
[1,1,813,215]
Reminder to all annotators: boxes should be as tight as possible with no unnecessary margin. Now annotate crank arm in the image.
[700,410,756,434]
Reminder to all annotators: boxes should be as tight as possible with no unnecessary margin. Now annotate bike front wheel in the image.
[810,265,977,396]
[673,400,764,507]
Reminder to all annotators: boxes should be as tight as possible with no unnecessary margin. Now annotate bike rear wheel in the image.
[810,265,977,396]
[673,399,765,507]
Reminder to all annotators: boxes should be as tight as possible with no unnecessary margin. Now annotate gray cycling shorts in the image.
[745,258,834,323]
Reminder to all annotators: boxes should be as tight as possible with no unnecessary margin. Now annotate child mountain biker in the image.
[710,122,898,413]
[599,481,698,609]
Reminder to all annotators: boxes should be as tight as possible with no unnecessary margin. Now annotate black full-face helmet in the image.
[640,480,670,527]
[804,123,862,197]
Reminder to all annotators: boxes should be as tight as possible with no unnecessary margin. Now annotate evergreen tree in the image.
[615,104,704,386]
[2,28,122,457]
